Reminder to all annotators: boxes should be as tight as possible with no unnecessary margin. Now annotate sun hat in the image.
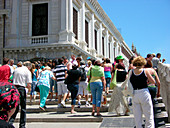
[0,82,20,121]
[116,55,124,60]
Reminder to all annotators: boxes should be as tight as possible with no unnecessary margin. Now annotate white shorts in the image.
[78,81,88,96]
[57,82,68,95]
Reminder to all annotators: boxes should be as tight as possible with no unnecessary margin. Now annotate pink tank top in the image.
[104,66,111,71]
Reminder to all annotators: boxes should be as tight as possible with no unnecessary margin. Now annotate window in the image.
[73,8,78,39]
[102,37,104,56]
[32,3,48,36]
[85,20,89,47]
[95,30,97,51]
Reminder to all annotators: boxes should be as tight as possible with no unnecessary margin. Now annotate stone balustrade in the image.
[158,62,170,122]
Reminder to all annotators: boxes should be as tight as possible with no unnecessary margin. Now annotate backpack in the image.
[79,66,87,81]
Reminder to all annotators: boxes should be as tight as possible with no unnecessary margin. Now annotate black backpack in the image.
[79,67,87,81]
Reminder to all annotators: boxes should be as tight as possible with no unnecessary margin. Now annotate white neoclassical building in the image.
[0,0,134,66]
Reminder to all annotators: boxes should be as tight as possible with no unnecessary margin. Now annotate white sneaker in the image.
[61,101,66,108]
[85,102,90,107]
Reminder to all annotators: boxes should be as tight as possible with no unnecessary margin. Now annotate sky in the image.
[98,0,170,64]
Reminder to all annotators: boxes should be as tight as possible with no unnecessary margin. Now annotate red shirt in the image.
[0,65,11,82]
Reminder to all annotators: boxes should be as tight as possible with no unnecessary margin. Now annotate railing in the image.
[30,35,48,44]
[158,62,170,122]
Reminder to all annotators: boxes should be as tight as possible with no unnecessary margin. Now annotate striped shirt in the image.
[53,64,67,83]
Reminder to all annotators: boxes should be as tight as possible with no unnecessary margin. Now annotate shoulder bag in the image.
[121,69,133,97]
[110,69,117,89]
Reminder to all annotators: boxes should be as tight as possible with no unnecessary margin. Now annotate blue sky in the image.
[98,0,170,64]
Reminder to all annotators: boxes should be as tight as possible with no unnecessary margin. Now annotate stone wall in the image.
[158,62,170,122]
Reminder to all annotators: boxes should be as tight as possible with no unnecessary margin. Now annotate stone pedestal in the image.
[158,62,170,122]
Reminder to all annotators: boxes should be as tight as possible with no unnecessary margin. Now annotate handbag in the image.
[110,70,117,89]
[121,70,133,97]
[35,83,40,92]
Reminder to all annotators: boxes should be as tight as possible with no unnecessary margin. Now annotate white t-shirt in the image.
[13,66,32,87]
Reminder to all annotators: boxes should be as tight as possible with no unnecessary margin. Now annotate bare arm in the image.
[145,70,155,84]
[36,69,39,78]
[101,76,106,91]
[27,83,32,92]
[154,71,160,97]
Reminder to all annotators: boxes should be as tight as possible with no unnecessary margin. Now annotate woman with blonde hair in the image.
[130,56,155,128]
[87,60,106,116]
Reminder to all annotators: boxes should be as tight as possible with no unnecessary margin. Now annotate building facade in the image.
[0,0,134,67]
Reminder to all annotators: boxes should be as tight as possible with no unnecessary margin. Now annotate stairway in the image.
[14,91,169,128]
[154,97,168,128]
[15,91,112,123]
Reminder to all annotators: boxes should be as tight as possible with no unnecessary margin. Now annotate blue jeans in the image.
[105,78,111,88]
[30,81,37,95]
[90,82,103,107]
[50,79,58,93]
[148,86,157,103]
[67,84,79,105]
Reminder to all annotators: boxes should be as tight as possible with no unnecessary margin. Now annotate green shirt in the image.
[87,66,104,83]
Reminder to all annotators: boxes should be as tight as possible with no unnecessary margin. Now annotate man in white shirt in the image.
[9,61,32,128]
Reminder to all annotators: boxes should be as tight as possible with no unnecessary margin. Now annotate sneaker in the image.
[58,104,62,108]
[54,99,58,102]
[65,99,69,102]
[77,102,81,108]
[61,101,66,108]
[85,102,90,107]
[48,99,52,102]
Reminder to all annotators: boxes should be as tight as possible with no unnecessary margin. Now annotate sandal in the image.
[71,111,77,114]
[39,106,45,111]
[91,111,95,116]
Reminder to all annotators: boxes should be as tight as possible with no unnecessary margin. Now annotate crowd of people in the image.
[0,52,165,128]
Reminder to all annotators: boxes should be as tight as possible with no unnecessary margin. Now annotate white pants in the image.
[57,82,68,95]
[78,81,88,95]
[132,88,154,128]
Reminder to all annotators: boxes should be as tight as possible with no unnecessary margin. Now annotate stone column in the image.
[114,41,118,57]
[99,22,102,57]
[59,0,69,42]
[80,1,85,42]
[91,12,94,49]
[106,29,109,58]
[11,0,18,35]
[68,0,74,42]
[79,0,87,51]
[68,0,73,32]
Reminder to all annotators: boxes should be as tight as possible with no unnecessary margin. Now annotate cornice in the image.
[88,0,123,41]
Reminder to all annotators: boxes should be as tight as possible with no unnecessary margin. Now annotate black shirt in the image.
[116,70,127,82]
[130,69,148,90]
[66,69,81,84]
[0,119,15,128]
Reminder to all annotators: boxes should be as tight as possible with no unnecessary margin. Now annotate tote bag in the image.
[121,70,134,97]
[110,70,117,89]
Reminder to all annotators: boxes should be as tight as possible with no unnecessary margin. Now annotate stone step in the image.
[15,112,132,123]
[155,97,163,103]
[154,103,166,111]
[27,98,111,105]
[26,93,112,100]
[15,112,106,123]
[155,111,168,122]
[26,105,108,113]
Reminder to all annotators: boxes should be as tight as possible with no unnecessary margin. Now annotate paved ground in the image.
[13,122,101,128]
